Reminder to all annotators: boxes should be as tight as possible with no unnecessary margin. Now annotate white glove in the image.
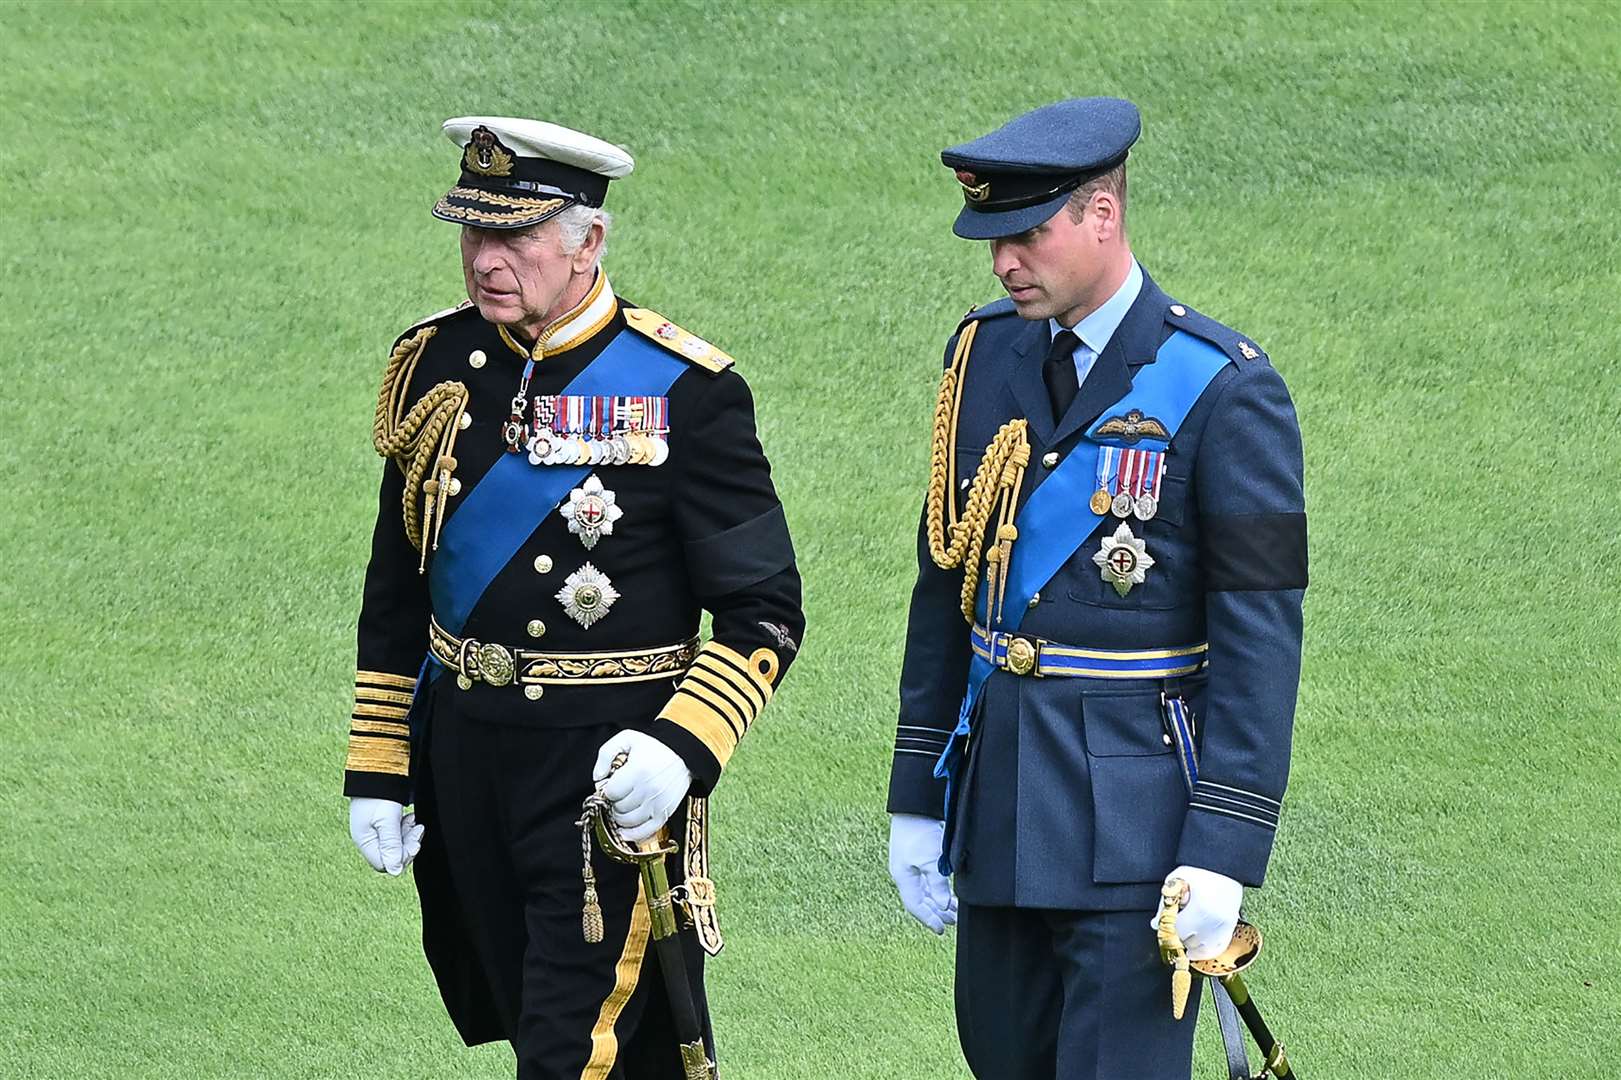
[592,730,693,843]
[1151,864,1243,961]
[888,813,958,935]
[348,798,424,876]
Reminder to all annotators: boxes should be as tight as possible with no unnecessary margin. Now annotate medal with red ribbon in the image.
[1095,446,1165,521]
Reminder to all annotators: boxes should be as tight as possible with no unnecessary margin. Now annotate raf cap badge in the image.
[1093,521,1156,597]
[1094,408,1170,444]
[556,562,620,629]
[955,169,991,203]
[560,475,623,550]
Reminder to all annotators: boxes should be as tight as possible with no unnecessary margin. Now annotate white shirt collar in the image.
[1049,258,1143,356]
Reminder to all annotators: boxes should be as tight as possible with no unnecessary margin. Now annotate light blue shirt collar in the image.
[1049,258,1143,357]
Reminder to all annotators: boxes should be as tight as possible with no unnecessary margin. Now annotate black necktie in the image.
[1043,329,1081,423]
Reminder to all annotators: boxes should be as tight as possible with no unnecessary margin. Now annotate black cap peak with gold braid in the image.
[432,116,635,230]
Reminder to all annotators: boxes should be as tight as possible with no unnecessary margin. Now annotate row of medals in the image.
[524,427,669,468]
[1090,485,1158,522]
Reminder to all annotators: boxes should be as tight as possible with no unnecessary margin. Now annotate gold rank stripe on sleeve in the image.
[345,670,418,778]
[657,642,779,769]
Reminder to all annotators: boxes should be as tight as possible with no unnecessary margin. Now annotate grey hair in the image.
[554,203,612,263]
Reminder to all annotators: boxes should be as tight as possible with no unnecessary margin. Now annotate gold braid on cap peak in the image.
[372,326,470,570]
[925,320,1031,624]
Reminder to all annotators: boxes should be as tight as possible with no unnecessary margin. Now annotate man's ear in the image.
[571,219,606,273]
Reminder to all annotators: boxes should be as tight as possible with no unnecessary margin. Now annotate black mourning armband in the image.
[1200,511,1308,591]
[682,504,795,598]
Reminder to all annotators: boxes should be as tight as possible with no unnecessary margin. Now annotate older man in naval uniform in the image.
[342,116,803,1079]
[885,98,1308,1078]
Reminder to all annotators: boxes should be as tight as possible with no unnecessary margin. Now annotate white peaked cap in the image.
[442,116,634,178]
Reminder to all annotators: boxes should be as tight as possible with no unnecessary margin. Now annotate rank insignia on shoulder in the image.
[1237,340,1260,360]
[623,308,735,374]
[1094,408,1170,443]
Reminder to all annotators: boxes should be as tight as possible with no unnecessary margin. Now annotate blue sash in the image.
[427,330,688,636]
[933,331,1230,849]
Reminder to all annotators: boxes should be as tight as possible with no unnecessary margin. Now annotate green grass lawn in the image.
[2,1,1618,1076]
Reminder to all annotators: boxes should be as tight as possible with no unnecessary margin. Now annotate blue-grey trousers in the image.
[956,904,1202,1079]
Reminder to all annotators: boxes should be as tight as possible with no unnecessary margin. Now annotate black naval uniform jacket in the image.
[344,279,802,803]
[342,277,802,1040]
[888,268,1307,912]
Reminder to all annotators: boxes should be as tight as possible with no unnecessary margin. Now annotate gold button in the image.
[533,555,553,574]
[459,411,472,430]
[1041,451,1059,468]
[1028,593,1041,608]
[468,349,487,369]
[1169,304,1187,317]
[447,477,462,496]
[527,619,546,638]
[524,684,543,700]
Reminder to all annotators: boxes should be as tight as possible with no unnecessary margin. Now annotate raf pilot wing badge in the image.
[1094,408,1170,444]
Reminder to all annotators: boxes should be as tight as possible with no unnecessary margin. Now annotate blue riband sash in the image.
[933,331,1230,863]
[428,330,688,636]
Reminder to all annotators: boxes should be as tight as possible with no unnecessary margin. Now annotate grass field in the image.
[3,1,1619,1077]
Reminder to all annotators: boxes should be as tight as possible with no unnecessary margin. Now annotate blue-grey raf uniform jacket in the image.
[888,269,1308,911]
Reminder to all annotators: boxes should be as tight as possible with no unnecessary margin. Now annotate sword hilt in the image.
[1158,877,1193,1020]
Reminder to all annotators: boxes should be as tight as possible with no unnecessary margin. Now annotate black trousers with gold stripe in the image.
[414,685,713,1079]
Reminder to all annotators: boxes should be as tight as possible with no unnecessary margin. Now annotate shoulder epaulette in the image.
[957,296,1017,330]
[1164,301,1268,365]
[622,308,735,375]
[395,300,476,345]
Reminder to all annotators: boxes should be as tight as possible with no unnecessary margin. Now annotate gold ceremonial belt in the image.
[429,617,699,689]
[972,625,1208,679]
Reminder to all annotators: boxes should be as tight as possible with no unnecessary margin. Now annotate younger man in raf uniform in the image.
[343,116,803,1079]
[886,98,1308,1077]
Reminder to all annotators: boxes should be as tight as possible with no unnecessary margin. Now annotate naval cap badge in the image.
[559,474,623,550]
[1092,521,1156,597]
[463,125,516,177]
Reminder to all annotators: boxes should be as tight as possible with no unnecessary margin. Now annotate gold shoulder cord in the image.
[371,326,471,572]
[924,320,1031,625]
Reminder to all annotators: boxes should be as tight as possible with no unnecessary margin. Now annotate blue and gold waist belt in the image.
[971,624,1208,679]
[430,617,699,691]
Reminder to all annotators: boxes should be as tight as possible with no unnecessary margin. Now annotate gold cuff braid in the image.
[372,326,470,568]
[924,320,1031,623]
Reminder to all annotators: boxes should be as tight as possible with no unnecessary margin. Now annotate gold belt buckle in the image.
[1005,634,1040,676]
[455,638,517,689]
[474,642,516,686]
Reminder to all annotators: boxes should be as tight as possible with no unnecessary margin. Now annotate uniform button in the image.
[447,477,462,496]
[468,349,487,369]
[1169,304,1187,317]
[524,684,543,700]
[533,555,553,574]
[459,411,472,430]
[1041,451,1059,469]
[527,619,546,638]
[1028,592,1041,608]
[1162,733,1173,746]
